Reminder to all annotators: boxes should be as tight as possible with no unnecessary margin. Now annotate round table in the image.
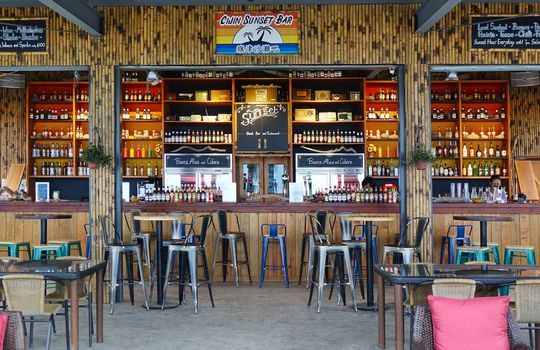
[344,215,394,311]
[133,214,185,309]
[453,215,513,247]
[14,214,72,244]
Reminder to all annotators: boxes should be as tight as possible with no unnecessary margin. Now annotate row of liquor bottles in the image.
[366,107,397,120]
[141,185,223,203]
[31,143,74,158]
[431,89,506,101]
[293,130,364,144]
[462,143,507,158]
[125,161,161,177]
[435,126,504,140]
[31,127,75,139]
[163,130,232,144]
[366,160,399,177]
[431,107,507,120]
[121,108,160,120]
[122,143,156,158]
[29,109,72,121]
[32,161,90,176]
[30,90,89,102]
[462,161,507,177]
[316,185,399,203]
[123,90,162,102]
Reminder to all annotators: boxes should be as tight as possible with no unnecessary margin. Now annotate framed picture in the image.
[35,182,49,202]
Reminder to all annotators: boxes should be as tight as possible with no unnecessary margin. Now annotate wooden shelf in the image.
[164,142,232,145]
[122,138,162,141]
[462,157,508,160]
[365,119,399,122]
[431,100,459,103]
[292,120,363,124]
[365,138,399,141]
[28,176,89,179]
[461,100,507,104]
[165,100,232,104]
[462,119,507,122]
[121,119,163,122]
[123,157,162,160]
[462,138,507,141]
[29,101,73,105]
[370,176,398,179]
[123,176,163,179]
[28,119,73,122]
[432,119,459,122]
[365,100,398,103]
[31,157,73,160]
[293,142,363,145]
[164,121,232,124]
[30,138,73,141]
[122,100,162,104]
[291,100,363,103]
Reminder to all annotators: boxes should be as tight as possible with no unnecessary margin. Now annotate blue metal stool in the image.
[439,224,472,264]
[259,224,289,288]
[473,243,501,264]
[456,246,490,264]
[352,223,380,264]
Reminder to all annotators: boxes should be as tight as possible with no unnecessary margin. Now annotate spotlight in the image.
[445,71,459,81]
[146,70,160,86]
[389,66,395,76]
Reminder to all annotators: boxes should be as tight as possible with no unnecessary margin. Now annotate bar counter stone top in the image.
[0,201,89,212]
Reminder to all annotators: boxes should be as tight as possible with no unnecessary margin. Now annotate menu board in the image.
[236,103,289,152]
[296,153,364,170]
[164,153,232,170]
[472,16,540,49]
[0,19,46,52]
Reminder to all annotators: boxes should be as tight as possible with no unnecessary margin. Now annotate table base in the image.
[146,302,179,310]
[356,302,387,312]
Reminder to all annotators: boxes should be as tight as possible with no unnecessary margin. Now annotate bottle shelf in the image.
[367,157,398,160]
[461,99,507,104]
[365,119,399,122]
[461,119,507,122]
[370,176,398,179]
[28,175,88,179]
[365,138,399,141]
[434,157,460,160]
[122,119,162,122]
[164,121,232,124]
[28,119,73,122]
[123,157,162,160]
[293,142,363,145]
[431,100,458,103]
[365,100,398,103]
[462,157,508,160]
[122,138,162,141]
[165,100,232,105]
[31,157,73,160]
[122,100,162,104]
[29,101,73,105]
[433,176,462,179]
[462,138,507,141]
[164,142,232,145]
[291,100,364,103]
[432,138,459,141]
[30,138,73,141]
[432,119,459,122]
[123,176,162,179]
[292,120,363,124]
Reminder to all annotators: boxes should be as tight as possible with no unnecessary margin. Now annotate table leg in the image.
[96,268,104,343]
[357,221,378,311]
[378,273,386,349]
[535,323,540,350]
[156,221,164,304]
[40,218,47,244]
[480,220,487,247]
[394,284,404,350]
[70,279,80,350]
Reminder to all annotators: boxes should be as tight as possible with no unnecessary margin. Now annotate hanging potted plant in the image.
[80,143,112,169]
[409,145,437,170]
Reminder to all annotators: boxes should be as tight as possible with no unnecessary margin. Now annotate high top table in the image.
[14,213,73,245]
[453,215,513,247]
[344,215,393,311]
[133,214,185,309]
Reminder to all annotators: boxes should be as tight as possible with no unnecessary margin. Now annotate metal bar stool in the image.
[307,214,357,313]
[381,217,430,264]
[455,246,491,264]
[124,209,154,287]
[211,209,252,287]
[47,239,83,256]
[0,241,32,259]
[439,224,472,264]
[32,245,62,260]
[259,223,289,288]
[99,215,149,314]
[162,214,215,313]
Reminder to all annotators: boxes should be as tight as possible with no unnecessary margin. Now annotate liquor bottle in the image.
[472,161,478,176]
[501,145,507,157]
[462,144,467,158]
[126,162,131,176]
[488,142,494,157]
[501,107,506,119]
[469,143,474,158]
[146,161,152,177]
[495,145,501,157]
[478,162,483,176]
[502,163,507,176]
[476,145,481,158]
[467,162,473,176]
[139,163,144,177]
[495,163,501,175]
[484,162,488,176]
[129,144,135,158]
[135,144,141,158]
[123,144,128,158]
[154,162,158,176]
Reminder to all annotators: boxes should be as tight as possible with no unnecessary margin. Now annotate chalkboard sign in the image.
[0,19,46,52]
[236,103,289,152]
[296,153,364,171]
[164,153,232,170]
[472,16,540,49]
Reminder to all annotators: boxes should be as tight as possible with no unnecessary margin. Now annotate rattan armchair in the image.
[515,279,540,348]
[431,278,476,299]
[2,274,63,350]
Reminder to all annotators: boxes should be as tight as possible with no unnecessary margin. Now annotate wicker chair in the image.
[411,305,530,350]
[431,278,476,299]
[46,256,94,347]
[2,274,63,350]
[464,261,500,296]
[0,311,26,350]
[515,279,540,348]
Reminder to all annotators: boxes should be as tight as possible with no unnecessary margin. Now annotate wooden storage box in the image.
[319,112,337,121]
[293,89,311,100]
[195,91,208,101]
[210,89,231,101]
[314,90,331,101]
[243,85,279,102]
[294,108,316,121]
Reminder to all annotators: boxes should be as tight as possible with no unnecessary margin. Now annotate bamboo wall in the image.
[511,85,540,157]
[0,4,540,259]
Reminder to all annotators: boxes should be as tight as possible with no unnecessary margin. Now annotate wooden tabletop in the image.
[453,215,513,222]
[344,215,394,222]
[133,214,185,221]
[14,214,72,220]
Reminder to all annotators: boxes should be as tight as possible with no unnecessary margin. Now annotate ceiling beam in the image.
[38,0,103,36]
[414,0,460,34]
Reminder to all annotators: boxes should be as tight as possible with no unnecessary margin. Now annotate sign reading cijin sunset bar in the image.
[0,19,46,52]
[472,16,540,49]
[215,12,299,55]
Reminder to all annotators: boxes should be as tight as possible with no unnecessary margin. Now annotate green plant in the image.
[80,143,112,168]
[408,146,437,165]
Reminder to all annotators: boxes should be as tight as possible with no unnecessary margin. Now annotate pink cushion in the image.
[0,313,9,348]
[428,295,510,350]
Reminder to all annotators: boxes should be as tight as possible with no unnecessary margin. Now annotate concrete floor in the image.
[30,283,399,349]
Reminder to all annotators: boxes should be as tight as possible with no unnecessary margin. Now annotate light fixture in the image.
[445,71,459,81]
[388,66,395,76]
[146,70,160,86]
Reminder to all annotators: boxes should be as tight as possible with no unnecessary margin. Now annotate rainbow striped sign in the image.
[215,12,299,55]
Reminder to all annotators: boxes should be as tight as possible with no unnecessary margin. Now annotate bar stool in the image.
[84,223,92,258]
[211,209,252,287]
[472,242,501,264]
[0,241,32,258]
[307,214,357,313]
[455,246,491,264]
[504,246,536,265]
[382,217,429,264]
[162,214,215,313]
[48,239,83,256]
[99,215,149,314]
[336,212,364,299]
[439,224,472,264]
[124,209,154,285]
[352,223,379,264]
[259,223,289,288]
[32,245,63,260]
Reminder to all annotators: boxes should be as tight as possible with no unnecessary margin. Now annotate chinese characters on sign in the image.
[0,19,46,52]
[215,12,299,55]
[472,16,540,49]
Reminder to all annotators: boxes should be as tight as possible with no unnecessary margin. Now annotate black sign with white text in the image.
[296,153,364,169]
[236,103,289,152]
[472,16,540,49]
[0,19,46,52]
[165,154,231,169]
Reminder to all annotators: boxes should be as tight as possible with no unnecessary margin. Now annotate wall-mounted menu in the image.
[472,16,540,49]
[235,103,289,152]
[296,153,364,171]
[164,153,232,170]
[0,19,46,52]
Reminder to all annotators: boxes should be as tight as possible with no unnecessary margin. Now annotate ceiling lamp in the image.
[445,71,459,81]
[146,70,161,86]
